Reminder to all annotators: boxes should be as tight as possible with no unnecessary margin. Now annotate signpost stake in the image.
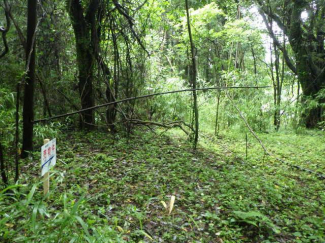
[43,139,50,195]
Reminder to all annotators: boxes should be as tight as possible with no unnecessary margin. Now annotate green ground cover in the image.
[1,129,324,242]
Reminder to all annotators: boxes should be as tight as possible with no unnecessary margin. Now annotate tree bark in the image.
[214,92,221,136]
[0,142,8,185]
[0,0,10,58]
[258,0,325,128]
[67,0,99,129]
[15,84,20,182]
[22,0,37,158]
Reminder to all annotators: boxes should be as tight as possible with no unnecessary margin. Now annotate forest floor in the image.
[1,128,324,242]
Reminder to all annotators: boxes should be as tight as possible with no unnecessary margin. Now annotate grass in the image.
[0,128,324,242]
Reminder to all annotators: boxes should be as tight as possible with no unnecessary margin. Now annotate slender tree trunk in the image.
[37,76,52,117]
[0,142,8,185]
[15,84,20,182]
[185,0,199,149]
[105,28,120,132]
[215,92,221,136]
[273,42,281,131]
[22,0,37,158]
[251,46,257,75]
[269,41,277,128]
[268,19,283,131]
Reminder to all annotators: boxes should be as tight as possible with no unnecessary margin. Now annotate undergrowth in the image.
[0,128,324,242]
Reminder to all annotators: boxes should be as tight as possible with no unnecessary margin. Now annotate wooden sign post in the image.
[41,138,56,195]
[43,139,50,195]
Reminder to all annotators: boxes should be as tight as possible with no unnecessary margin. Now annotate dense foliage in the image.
[0,0,324,242]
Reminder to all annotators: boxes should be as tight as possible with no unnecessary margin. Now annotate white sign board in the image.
[41,138,56,176]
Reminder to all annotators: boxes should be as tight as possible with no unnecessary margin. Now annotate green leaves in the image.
[26,184,37,204]
[1,129,324,242]
[232,210,280,233]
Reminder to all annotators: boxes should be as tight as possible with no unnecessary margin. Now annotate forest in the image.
[0,0,324,242]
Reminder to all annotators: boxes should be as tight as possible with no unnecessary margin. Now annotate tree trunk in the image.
[15,84,20,182]
[185,0,199,149]
[214,92,221,136]
[300,73,324,128]
[22,0,37,158]
[273,40,281,131]
[258,0,325,128]
[67,0,97,130]
[0,142,8,185]
[291,12,324,128]
[295,49,324,128]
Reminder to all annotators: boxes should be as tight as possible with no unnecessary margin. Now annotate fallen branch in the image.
[33,85,269,123]
[128,119,193,135]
